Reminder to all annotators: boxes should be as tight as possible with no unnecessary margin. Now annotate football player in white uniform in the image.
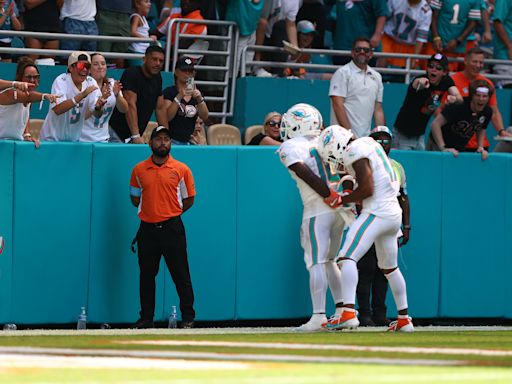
[40,51,101,142]
[318,125,414,332]
[278,103,356,332]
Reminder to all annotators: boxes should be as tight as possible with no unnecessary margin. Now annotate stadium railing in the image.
[240,45,512,84]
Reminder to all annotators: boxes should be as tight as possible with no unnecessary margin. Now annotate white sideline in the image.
[0,346,462,367]
[125,340,512,357]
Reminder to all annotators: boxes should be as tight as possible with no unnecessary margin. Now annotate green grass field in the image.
[1,327,512,383]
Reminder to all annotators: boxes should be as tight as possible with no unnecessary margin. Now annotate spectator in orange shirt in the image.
[449,47,512,151]
[156,0,207,49]
[130,126,196,329]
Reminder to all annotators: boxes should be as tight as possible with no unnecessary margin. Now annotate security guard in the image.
[129,126,196,328]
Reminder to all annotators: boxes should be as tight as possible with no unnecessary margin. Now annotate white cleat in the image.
[388,316,414,333]
[294,314,328,332]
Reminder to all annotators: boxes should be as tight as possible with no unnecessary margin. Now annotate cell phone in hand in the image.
[185,77,195,95]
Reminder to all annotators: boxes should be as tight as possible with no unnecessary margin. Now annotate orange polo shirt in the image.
[450,72,496,149]
[130,156,196,223]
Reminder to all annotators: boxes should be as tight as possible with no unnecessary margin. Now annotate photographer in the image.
[163,56,209,145]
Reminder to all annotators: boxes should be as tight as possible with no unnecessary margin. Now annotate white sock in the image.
[309,263,327,314]
[385,268,408,311]
[325,261,343,305]
[339,259,358,305]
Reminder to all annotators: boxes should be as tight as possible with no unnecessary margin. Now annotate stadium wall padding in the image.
[2,144,512,324]
[231,77,512,151]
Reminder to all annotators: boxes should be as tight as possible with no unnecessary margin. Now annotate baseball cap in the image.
[369,126,392,138]
[428,53,448,69]
[150,126,171,139]
[175,56,195,71]
[297,20,316,34]
[68,51,91,67]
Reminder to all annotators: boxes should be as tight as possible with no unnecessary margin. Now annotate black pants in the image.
[356,245,388,319]
[137,216,195,322]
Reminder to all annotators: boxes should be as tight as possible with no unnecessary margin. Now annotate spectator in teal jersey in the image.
[0,0,22,62]
[332,0,389,66]
[492,0,512,88]
[225,0,264,77]
[429,0,481,71]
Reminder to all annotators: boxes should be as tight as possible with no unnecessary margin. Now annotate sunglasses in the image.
[267,121,281,127]
[354,47,371,53]
[376,139,391,145]
[24,74,40,81]
[74,61,91,71]
[428,63,444,71]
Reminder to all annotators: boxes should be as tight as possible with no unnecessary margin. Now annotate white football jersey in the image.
[342,137,402,219]
[40,73,100,142]
[80,78,116,142]
[383,0,432,45]
[279,136,339,219]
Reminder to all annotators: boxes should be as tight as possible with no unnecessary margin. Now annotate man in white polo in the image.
[329,37,385,138]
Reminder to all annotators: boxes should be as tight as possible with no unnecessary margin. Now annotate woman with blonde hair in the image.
[247,111,283,145]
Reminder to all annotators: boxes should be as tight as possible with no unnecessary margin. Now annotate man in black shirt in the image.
[428,79,492,160]
[109,45,168,143]
[393,53,462,150]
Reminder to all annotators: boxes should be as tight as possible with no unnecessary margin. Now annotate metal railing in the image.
[164,18,238,122]
[241,45,512,83]
[0,30,153,61]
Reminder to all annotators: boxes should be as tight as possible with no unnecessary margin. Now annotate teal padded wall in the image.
[388,151,443,318]
[88,144,155,324]
[165,147,237,321]
[505,155,512,319]
[2,144,512,323]
[439,154,508,317]
[236,147,311,319]
[87,146,237,324]
[11,142,92,323]
[0,142,14,323]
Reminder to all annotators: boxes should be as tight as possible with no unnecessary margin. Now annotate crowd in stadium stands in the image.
[0,0,510,149]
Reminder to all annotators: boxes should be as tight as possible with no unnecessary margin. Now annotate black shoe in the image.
[181,320,194,329]
[132,318,154,329]
[359,315,376,327]
[372,316,391,326]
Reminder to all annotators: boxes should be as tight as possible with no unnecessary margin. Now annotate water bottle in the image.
[77,307,87,330]
[3,323,16,331]
[168,305,177,329]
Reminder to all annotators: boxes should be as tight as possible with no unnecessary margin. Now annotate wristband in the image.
[433,36,442,41]
[130,134,141,139]
[498,129,505,135]
[71,97,79,106]
[12,81,16,88]
[23,133,32,138]
[196,97,205,104]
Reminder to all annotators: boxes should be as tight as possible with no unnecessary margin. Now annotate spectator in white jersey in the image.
[80,53,128,142]
[40,51,101,142]
[329,37,385,138]
[379,0,432,69]
[0,57,59,146]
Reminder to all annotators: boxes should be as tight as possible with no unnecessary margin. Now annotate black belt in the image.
[141,216,181,229]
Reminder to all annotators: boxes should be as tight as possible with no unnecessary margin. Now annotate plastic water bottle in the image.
[77,307,87,330]
[168,305,177,329]
[3,323,16,331]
